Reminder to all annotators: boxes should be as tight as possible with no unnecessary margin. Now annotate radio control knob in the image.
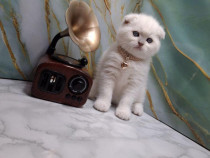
[77,97,82,102]
[72,79,85,91]
[79,57,88,67]
[71,95,77,100]
[68,76,88,94]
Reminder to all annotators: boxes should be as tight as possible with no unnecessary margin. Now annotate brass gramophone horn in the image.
[66,0,100,52]
[47,0,100,54]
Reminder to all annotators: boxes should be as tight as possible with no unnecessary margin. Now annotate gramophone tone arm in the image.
[47,28,69,55]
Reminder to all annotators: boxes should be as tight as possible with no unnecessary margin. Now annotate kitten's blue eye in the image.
[146,38,153,43]
[133,31,139,37]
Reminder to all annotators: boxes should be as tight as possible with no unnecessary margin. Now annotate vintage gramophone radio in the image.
[31,0,100,107]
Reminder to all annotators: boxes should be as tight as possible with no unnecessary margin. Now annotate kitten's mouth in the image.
[134,46,142,50]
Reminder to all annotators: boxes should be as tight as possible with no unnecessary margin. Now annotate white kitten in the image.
[89,13,165,120]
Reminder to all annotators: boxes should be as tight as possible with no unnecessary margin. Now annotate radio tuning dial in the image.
[68,76,88,94]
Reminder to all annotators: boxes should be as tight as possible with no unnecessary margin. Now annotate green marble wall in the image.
[142,0,210,149]
[0,0,209,150]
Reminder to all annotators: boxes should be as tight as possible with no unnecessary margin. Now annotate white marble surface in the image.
[0,78,209,158]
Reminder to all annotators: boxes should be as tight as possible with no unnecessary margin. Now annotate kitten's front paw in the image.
[115,107,131,120]
[93,99,110,112]
[132,103,144,116]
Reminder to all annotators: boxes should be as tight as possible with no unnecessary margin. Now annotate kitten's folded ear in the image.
[158,26,166,39]
[123,14,138,25]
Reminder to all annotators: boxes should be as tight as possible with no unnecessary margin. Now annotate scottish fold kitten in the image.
[89,13,165,120]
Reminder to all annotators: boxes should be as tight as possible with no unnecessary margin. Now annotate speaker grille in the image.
[38,70,66,93]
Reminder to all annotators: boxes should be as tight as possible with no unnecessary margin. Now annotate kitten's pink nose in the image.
[138,42,144,47]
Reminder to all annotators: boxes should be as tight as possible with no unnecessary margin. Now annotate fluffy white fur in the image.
[89,13,165,120]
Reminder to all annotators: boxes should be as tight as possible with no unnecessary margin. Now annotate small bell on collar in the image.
[121,61,128,69]
[121,57,129,69]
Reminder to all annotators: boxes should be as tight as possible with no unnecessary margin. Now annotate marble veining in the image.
[0,79,209,158]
